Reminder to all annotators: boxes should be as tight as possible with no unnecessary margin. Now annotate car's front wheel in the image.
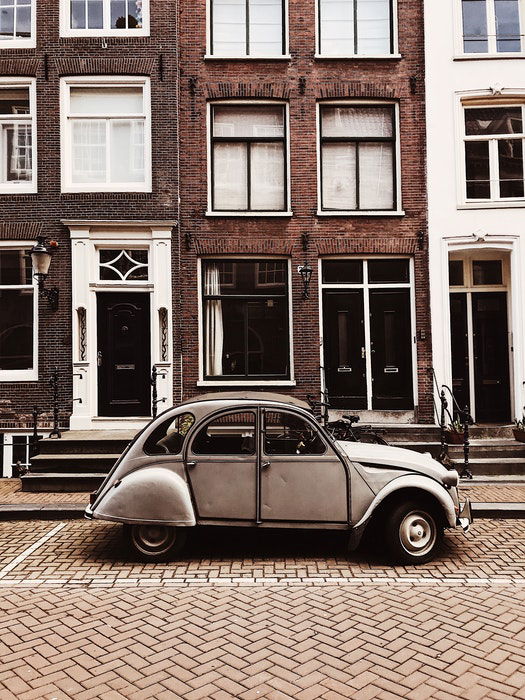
[126,524,187,562]
[384,501,443,565]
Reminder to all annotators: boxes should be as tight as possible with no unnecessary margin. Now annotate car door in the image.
[185,409,257,520]
[260,409,348,524]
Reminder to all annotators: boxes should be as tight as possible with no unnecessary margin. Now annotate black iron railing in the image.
[151,365,167,418]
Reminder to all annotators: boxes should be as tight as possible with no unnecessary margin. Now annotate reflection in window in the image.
[462,0,522,54]
[319,0,393,56]
[0,85,34,187]
[0,0,32,42]
[264,411,326,455]
[0,249,34,372]
[144,413,195,455]
[473,260,503,285]
[70,0,144,30]
[449,260,464,286]
[192,412,256,455]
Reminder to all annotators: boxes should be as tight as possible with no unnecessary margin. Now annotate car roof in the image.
[178,392,311,411]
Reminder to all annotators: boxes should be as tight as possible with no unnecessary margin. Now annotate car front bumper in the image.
[457,498,472,532]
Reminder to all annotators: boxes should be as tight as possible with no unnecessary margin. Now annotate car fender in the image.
[353,474,457,531]
[90,467,196,526]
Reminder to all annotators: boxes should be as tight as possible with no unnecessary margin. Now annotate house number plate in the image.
[115,364,135,370]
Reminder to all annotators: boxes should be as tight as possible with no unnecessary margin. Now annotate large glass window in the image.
[202,259,290,380]
[0,83,35,191]
[0,0,33,46]
[319,0,393,56]
[320,104,396,211]
[210,0,284,56]
[264,411,326,455]
[64,0,149,34]
[211,104,287,212]
[464,105,525,201]
[461,0,522,54]
[192,412,256,454]
[63,79,150,192]
[0,249,35,377]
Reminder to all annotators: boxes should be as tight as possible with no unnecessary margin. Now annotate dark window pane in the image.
[111,0,127,28]
[0,87,29,115]
[99,249,148,281]
[368,259,409,283]
[192,412,256,455]
[495,0,521,52]
[203,260,287,296]
[246,298,288,375]
[0,250,31,285]
[465,107,523,136]
[462,0,488,52]
[12,436,30,468]
[322,260,363,284]
[0,289,33,370]
[473,260,503,285]
[449,260,464,286]
[465,141,491,199]
[264,411,325,455]
[143,413,195,455]
[498,138,524,197]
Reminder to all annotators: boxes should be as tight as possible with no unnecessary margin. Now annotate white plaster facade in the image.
[425,0,525,422]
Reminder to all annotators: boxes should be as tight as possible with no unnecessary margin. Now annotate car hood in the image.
[335,440,457,485]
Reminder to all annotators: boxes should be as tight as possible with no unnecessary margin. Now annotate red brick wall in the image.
[178,0,433,421]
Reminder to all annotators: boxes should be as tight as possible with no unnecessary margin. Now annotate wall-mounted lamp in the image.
[29,236,59,311]
[297,261,313,299]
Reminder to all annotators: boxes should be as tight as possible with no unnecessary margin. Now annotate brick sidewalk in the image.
[0,480,87,504]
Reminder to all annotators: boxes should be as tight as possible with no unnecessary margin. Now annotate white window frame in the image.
[60,0,150,37]
[205,0,290,59]
[315,0,400,59]
[316,100,404,216]
[60,75,152,193]
[197,256,296,387]
[0,0,36,49]
[457,90,525,208]
[0,78,37,194]
[0,241,38,382]
[1,433,34,477]
[206,100,292,217]
[455,0,525,58]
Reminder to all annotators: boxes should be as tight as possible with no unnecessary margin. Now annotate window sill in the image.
[454,53,525,60]
[197,380,296,387]
[317,209,405,217]
[314,53,402,60]
[62,185,152,194]
[60,30,150,38]
[0,370,38,382]
[205,211,293,217]
[0,184,37,195]
[0,39,36,49]
[204,54,291,61]
[458,201,525,209]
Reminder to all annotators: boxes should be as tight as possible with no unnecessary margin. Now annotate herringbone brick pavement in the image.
[0,585,524,699]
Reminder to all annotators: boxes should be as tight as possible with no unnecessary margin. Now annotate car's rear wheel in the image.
[384,501,443,565]
[126,524,187,562]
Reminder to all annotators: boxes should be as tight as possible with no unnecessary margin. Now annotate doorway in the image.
[97,293,151,417]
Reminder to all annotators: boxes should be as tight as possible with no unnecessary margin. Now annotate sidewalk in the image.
[1,478,525,519]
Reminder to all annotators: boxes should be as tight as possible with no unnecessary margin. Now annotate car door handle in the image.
[186,461,197,468]
[261,461,271,469]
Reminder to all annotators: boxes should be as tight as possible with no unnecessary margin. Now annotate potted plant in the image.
[444,418,464,444]
[513,416,525,443]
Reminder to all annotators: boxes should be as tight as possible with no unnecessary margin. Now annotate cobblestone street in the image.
[0,518,524,698]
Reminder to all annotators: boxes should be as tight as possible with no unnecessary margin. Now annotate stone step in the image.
[29,453,120,474]
[21,473,105,492]
[397,441,525,459]
[37,439,131,456]
[453,458,525,476]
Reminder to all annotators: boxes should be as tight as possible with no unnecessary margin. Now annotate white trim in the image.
[207,99,291,215]
[197,381,297,387]
[316,99,402,215]
[0,78,37,194]
[60,75,152,193]
[0,0,36,49]
[204,55,292,61]
[60,0,150,37]
[67,223,173,430]
[315,0,399,58]
[0,241,38,382]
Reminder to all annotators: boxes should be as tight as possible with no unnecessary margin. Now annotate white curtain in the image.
[205,264,224,376]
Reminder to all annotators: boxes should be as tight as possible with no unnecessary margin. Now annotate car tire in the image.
[384,500,443,565]
[126,524,187,562]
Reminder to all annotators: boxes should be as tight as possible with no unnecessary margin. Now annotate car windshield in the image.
[143,412,195,454]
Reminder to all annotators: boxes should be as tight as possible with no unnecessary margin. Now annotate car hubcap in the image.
[134,525,175,553]
[399,512,436,556]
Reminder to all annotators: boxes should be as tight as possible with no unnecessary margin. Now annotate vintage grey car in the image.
[85,392,472,564]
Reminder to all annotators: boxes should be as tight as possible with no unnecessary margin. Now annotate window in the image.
[192,411,256,454]
[461,0,522,54]
[0,81,36,193]
[264,411,326,455]
[318,0,394,56]
[473,259,503,284]
[319,104,397,212]
[99,248,148,281]
[210,104,287,212]
[210,0,285,56]
[202,259,290,380]
[449,260,464,286]
[61,77,151,192]
[0,0,34,48]
[62,0,149,36]
[144,413,195,455]
[464,105,525,201]
[0,248,36,380]
[1,433,34,477]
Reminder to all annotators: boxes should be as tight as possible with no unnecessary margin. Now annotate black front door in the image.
[97,293,151,417]
[450,293,470,415]
[369,289,413,410]
[322,291,366,408]
[472,292,510,422]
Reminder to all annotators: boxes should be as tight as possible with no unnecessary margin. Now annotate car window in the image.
[192,411,256,455]
[143,412,195,455]
[264,411,326,455]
